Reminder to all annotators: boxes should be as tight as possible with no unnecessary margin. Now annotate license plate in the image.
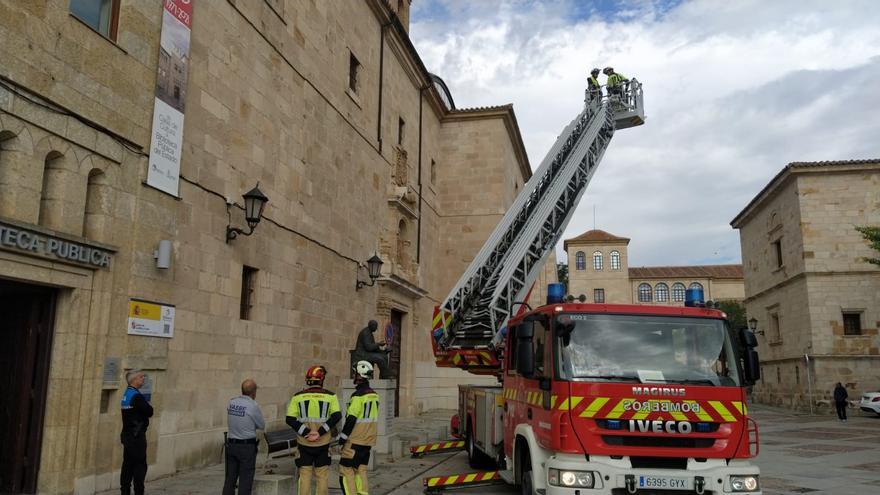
[638,475,692,490]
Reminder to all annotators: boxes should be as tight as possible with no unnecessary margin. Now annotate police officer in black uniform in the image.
[120,369,154,495]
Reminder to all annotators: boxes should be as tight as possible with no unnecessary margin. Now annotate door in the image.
[389,310,403,416]
[0,279,57,494]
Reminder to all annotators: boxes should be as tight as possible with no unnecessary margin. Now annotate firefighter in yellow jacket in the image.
[338,361,380,495]
[286,365,341,495]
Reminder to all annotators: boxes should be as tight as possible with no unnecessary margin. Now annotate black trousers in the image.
[120,433,147,495]
[835,400,847,420]
[223,442,258,495]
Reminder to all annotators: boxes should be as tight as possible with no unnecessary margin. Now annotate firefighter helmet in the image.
[590,67,600,75]
[603,67,614,74]
[354,360,374,379]
[305,365,327,386]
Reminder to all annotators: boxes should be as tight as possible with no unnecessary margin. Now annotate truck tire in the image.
[466,422,493,469]
[521,459,535,495]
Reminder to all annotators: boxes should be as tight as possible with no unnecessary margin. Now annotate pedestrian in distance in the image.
[586,67,602,103]
[603,67,629,99]
[833,382,848,422]
[339,361,381,495]
[287,365,342,495]
[223,378,266,495]
[120,370,154,495]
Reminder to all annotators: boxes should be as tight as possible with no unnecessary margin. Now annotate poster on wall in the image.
[127,299,175,338]
[146,0,193,196]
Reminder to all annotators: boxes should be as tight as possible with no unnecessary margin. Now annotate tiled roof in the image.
[629,264,744,280]
[449,104,514,114]
[564,229,629,251]
[788,158,880,167]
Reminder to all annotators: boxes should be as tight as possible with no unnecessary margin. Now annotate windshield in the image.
[556,313,741,386]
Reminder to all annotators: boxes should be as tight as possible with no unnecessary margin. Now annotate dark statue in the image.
[352,320,391,378]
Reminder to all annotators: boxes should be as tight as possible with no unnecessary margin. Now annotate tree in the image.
[855,226,880,266]
[717,300,747,329]
[556,262,569,292]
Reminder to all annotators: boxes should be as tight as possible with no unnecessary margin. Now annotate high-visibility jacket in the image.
[588,76,601,91]
[607,73,629,88]
[286,387,341,447]
[340,382,380,446]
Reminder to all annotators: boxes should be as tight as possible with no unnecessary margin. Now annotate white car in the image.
[860,392,880,416]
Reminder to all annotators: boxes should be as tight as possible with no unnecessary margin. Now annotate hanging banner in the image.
[146,0,193,196]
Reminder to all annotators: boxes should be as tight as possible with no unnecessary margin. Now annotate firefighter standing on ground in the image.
[286,366,342,495]
[603,67,629,98]
[339,361,380,495]
[120,370,154,495]
[587,67,602,102]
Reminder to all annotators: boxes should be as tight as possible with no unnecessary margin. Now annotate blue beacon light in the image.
[684,287,705,307]
[547,283,565,304]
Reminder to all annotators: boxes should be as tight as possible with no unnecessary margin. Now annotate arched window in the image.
[575,251,586,270]
[672,283,686,302]
[638,283,652,302]
[655,283,669,302]
[592,251,603,270]
[610,250,621,270]
[689,282,704,291]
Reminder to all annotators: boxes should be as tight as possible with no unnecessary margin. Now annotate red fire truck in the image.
[427,82,763,494]
[444,292,762,494]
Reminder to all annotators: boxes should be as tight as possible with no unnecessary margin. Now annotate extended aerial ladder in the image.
[431,82,646,374]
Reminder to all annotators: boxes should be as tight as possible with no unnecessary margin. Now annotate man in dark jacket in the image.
[353,320,390,378]
[120,370,154,495]
[833,382,848,422]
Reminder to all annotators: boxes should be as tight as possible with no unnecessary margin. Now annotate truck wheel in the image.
[466,423,493,468]
[521,466,534,495]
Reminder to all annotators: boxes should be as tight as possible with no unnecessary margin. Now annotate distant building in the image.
[564,229,744,304]
[731,159,880,410]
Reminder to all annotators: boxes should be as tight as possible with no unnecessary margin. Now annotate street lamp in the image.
[748,317,764,335]
[356,254,384,290]
[226,185,269,243]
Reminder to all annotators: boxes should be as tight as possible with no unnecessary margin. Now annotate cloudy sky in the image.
[410,0,880,267]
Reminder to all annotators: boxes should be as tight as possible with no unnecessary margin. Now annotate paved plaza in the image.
[101,405,880,495]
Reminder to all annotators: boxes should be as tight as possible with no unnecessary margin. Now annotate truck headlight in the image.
[548,469,594,488]
[730,475,759,492]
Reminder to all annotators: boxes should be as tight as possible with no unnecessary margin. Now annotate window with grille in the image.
[638,283,652,302]
[575,251,586,270]
[610,250,621,270]
[593,288,605,303]
[592,251,603,270]
[655,283,669,302]
[349,52,360,93]
[672,283,686,302]
[843,312,862,335]
[240,266,258,320]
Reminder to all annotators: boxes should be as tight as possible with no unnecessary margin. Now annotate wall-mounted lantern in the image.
[355,254,384,290]
[226,185,269,243]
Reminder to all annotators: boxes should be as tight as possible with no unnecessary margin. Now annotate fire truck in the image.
[428,82,764,494]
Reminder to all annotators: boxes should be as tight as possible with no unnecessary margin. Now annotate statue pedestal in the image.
[341,379,397,454]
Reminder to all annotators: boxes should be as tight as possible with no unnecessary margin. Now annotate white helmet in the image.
[354,360,374,379]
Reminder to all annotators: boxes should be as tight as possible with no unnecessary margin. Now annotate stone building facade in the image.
[564,229,744,304]
[731,159,880,410]
[0,1,551,492]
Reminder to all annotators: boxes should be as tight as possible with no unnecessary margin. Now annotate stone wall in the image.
[567,241,630,302]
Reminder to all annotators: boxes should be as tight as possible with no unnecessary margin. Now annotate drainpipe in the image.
[416,86,425,263]
[804,353,814,415]
[377,21,391,154]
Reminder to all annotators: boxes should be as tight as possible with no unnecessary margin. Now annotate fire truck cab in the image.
[457,286,763,495]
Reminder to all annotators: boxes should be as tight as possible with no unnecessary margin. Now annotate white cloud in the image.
[411,0,880,266]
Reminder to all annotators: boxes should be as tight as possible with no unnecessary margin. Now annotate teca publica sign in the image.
[0,220,114,269]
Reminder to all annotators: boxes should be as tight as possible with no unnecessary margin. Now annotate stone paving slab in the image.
[97,405,880,495]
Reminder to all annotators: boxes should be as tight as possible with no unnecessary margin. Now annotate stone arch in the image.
[0,126,41,222]
[39,149,87,235]
[83,167,114,241]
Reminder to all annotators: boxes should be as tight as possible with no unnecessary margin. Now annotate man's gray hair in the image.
[126,369,143,385]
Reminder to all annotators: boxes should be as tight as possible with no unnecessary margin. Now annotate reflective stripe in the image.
[558,396,583,411]
[356,418,378,423]
[709,401,736,422]
[579,397,609,417]
[299,416,329,422]
[604,398,632,419]
[685,400,713,421]
[732,401,746,416]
